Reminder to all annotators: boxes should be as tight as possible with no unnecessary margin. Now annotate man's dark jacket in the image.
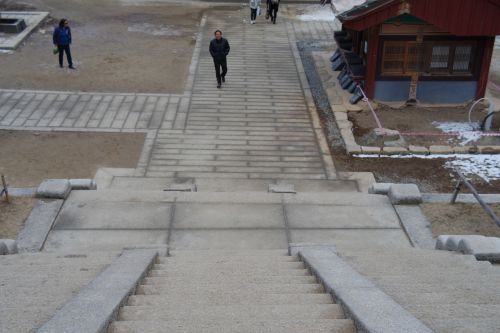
[53,27,72,46]
[209,38,230,62]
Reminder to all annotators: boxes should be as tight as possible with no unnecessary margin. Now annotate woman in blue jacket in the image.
[53,19,74,69]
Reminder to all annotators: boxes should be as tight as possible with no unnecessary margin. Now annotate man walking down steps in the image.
[209,29,230,89]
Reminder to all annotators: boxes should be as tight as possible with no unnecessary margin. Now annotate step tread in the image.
[118,304,345,321]
[136,283,324,295]
[127,293,333,306]
[109,319,356,333]
[143,275,317,284]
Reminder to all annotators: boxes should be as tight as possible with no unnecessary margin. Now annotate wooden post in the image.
[476,36,495,99]
[365,26,380,99]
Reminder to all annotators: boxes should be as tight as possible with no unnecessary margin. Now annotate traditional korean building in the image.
[336,0,500,103]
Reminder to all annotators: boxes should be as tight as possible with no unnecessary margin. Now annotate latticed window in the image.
[380,40,475,76]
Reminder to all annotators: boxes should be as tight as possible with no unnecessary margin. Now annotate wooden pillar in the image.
[365,26,380,99]
[476,36,495,99]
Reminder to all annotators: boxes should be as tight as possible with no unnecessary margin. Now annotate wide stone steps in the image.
[108,319,357,333]
[110,250,353,333]
[337,247,500,333]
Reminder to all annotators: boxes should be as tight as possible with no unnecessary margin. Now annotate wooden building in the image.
[337,0,500,103]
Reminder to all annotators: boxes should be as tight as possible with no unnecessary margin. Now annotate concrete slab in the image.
[196,178,271,192]
[173,203,285,229]
[286,205,400,228]
[290,229,412,249]
[268,183,296,194]
[16,199,64,253]
[110,177,177,190]
[54,201,172,229]
[43,230,168,252]
[276,179,359,192]
[170,229,288,250]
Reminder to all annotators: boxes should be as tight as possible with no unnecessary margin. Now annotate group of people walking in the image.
[249,0,280,25]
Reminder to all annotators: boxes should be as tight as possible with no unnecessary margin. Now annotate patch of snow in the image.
[0,49,13,54]
[128,23,181,36]
[297,5,336,21]
[432,121,482,145]
[332,0,366,13]
[354,153,500,182]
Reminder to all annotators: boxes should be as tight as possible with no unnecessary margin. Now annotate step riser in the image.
[142,276,318,285]
[153,262,305,269]
[148,269,311,277]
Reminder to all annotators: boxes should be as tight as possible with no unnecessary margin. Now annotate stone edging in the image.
[290,244,434,333]
[36,249,158,333]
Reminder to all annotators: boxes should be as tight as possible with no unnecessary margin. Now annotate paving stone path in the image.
[0,8,339,181]
[146,13,334,180]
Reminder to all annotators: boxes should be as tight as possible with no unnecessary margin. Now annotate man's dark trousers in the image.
[58,45,73,67]
[214,58,227,85]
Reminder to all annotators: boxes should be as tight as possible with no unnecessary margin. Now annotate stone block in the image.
[429,145,453,154]
[36,179,71,199]
[0,239,18,254]
[458,236,500,262]
[361,146,381,154]
[408,145,429,155]
[336,120,353,129]
[368,183,392,195]
[163,183,197,192]
[478,146,500,154]
[69,179,97,190]
[381,146,409,155]
[436,235,451,250]
[0,241,7,255]
[453,145,478,154]
[388,184,422,205]
[444,235,464,251]
[345,144,362,154]
[334,112,348,121]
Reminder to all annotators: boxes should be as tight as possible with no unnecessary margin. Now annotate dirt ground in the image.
[421,203,500,237]
[0,0,206,93]
[0,130,144,187]
[0,196,37,239]
[349,105,500,147]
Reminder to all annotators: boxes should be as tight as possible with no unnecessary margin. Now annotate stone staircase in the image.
[108,250,357,333]
[337,247,500,333]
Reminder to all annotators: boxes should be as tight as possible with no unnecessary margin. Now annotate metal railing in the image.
[451,170,500,227]
[1,174,9,203]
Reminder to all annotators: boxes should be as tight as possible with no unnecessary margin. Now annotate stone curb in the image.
[0,239,18,254]
[394,205,435,249]
[292,245,434,333]
[436,235,500,263]
[16,199,64,253]
[37,249,158,333]
[36,179,71,200]
[422,193,500,204]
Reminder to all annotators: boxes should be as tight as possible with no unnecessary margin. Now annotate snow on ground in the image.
[331,0,366,13]
[355,154,500,182]
[432,121,482,145]
[297,5,336,21]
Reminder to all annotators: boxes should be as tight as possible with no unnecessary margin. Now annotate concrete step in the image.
[108,319,357,333]
[136,283,324,295]
[117,304,344,321]
[169,249,289,257]
[109,176,359,193]
[148,268,311,277]
[157,255,299,263]
[153,261,305,270]
[143,275,317,285]
[127,293,333,306]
